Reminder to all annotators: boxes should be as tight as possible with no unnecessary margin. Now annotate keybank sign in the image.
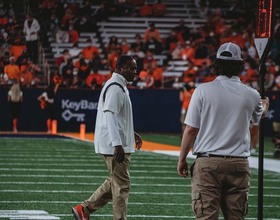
[61,99,98,122]
[62,99,98,111]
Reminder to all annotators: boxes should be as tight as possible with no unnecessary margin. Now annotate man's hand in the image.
[114,145,125,163]
[261,96,269,117]
[134,132,142,150]
[177,159,189,178]
[177,125,198,178]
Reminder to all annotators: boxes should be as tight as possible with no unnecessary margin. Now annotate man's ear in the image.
[239,60,245,72]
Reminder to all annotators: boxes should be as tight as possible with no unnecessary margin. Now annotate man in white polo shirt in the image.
[72,55,142,220]
[177,42,269,220]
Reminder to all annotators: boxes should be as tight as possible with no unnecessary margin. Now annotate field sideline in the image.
[0,132,280,220]
[63,132,280,173]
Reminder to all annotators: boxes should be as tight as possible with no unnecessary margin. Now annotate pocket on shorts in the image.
[236,192,249,216]
[192,192,203,218]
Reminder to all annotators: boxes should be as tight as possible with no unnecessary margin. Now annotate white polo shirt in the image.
[94,73,135,155]
[185,75,263,157]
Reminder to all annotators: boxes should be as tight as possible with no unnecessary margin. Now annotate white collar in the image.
[216,75,241,82]
[112,72,128,85]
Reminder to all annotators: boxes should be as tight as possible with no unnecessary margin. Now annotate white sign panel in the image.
[254,38,269,59]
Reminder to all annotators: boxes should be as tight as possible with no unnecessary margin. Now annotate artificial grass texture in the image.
[0,137,279,220]
[140,133,278,159]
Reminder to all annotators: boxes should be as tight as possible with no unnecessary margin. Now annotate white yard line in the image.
[1,181,280,189]
[0,201,278,208]
[1,189,280,198]
[0,173,279,182]
[0,210,59,220]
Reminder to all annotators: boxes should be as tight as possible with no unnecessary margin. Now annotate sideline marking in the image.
[0,210,60,219]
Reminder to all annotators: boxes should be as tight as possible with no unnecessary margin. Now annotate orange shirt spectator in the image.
[153,66,163,81]
[138,70,148,81]
[180,42,195,61]
[68,26,79,43]
[0,17,8,26]
[179,82,195,133]
[219,30,234,45]
[74,58,90,72]
[191,42,209,66]
[180,86,194,111]
[139,3,153,17]
[219,35,233,45]
[74,54,90,80]
[20,65,34,87]
[165,30,181,52]
[61,9,73,25]
[86,70,106,89]
[4,57,21,81]
[82,45,100,60]
[143,50,157,70]
[108,54,119,72]
[210,15,228,36]
[108,48,122,72]
[120,38,130,54]
[182,62,197,83]
[9,45,27,61]
[106,35,119,54]
[152,0,166,16]
[143,23,162,43]
[153,66,163,87]
[74,53,89,71]
[52,69,63,86]
[241,68,257,83]
[219,32,245,49]
[145,70,154,88]
[231,32,245,49]
[240,62,257,83]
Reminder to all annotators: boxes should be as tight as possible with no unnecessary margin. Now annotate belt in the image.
[196,153,247,159]
[103,153,131,156]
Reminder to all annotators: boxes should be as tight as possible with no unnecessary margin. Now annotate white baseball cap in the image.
[216,42,243,61]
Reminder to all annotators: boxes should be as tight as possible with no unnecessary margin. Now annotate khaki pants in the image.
[273,122,280,134]
[190,157,250,220]
[84,154,131,220]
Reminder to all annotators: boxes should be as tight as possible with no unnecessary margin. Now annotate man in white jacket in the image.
[72,55,142,220]
[23,12,40,64]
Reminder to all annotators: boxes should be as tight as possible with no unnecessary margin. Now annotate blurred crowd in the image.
[0,0,280,91]
[0,2,42,88]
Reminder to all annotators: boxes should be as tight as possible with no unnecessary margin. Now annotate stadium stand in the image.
[40,0,211,88]
[1,0,280,90]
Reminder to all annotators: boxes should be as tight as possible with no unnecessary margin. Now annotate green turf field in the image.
[140,133,278,158]
[0,136,280,219]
